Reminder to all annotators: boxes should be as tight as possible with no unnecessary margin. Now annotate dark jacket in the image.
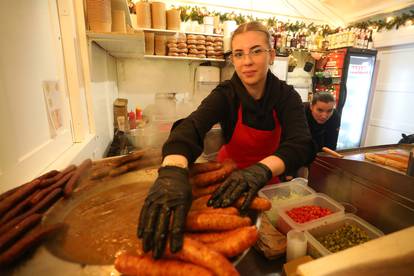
[304,102,340,151]
[163,71,315,173]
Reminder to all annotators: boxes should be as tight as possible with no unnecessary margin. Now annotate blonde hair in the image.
[230,21,272,50]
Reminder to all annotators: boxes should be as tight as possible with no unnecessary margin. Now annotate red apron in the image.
[217,105,282,183]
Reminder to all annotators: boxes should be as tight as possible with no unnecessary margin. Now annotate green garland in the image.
[348,10,414,31]
[173,5,338,35]
[134,2,414,34]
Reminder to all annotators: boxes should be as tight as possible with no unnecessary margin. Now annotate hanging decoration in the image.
[348,10,414,31]
[172,5,338,35]
[128,1,413,35]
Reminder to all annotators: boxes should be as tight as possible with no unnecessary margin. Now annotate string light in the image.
[386,16,394,23]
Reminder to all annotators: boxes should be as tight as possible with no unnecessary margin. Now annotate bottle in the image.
[353,29,360,48]
[300,31,307,49]
[322,35,329,50]
[286,31,292,48]
[291,32,297,48]
[129,111,136,129]
[280,28,287,54]
[315,31,323,50]
[367,30,374,49]
[275,27,282,54]
[363,30,369,49]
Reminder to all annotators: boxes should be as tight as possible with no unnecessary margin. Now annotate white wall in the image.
[0,0,74,191]
[363,27,414,146]
[117,58,202,111]
[0,1,118,192]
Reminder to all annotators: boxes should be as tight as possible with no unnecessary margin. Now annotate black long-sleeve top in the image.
[163,71,316,173]
[304,102,340,151]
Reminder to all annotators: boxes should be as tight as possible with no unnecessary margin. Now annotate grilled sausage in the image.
[190,159,237,187]
[205,226,259,257]
[186,213,251,232]
[189,161,223,176]
[115,253,214,276]
[0,223,63,265]
[0,213,42,252]
[63,159,92,197]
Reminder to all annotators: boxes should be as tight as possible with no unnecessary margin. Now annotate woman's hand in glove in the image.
[137,166,192,259]
[207,163,272,214]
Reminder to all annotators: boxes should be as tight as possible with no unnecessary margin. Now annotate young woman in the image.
[305,92,340,151]
[138,22,315,258]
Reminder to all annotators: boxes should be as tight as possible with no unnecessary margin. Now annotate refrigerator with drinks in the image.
[314,47,377,149]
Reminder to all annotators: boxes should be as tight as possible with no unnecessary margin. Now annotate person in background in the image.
[305,92,340,151]
[137,21,315,259]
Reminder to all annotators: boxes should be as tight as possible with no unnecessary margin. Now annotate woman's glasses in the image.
[231,47,272,61]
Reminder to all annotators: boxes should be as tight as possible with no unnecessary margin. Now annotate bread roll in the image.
[177,42,187,49]
[195,40,206,45]
[189,48,198,54]
[168,47,178,53]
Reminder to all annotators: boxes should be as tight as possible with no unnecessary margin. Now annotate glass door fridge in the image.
[314,47,377,150]
[337,48,377,149]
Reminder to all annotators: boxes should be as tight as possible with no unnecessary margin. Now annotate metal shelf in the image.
[138,28,224,37]
[144,55,225,62]
[86,31,145,58]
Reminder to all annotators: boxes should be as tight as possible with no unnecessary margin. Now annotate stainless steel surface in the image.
[407,150,414,177]
[2,157,282,275]
[236,248,284,276]
[309,144,414,234]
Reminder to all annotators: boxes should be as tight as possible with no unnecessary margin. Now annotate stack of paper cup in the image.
[136,1,151,28]
[203,16,214,34]
[145,32,155,55]
[223,36,232,53]
[167,8,181,31]
[112,10,126,33]
[223,20,237,37]
[151,2,166,29]
[86,0,111,32]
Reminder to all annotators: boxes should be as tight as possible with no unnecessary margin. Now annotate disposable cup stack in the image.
[86,0,112,32]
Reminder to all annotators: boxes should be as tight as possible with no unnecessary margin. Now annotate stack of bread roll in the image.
[187,34,206,58]
[167,33,187,57]
[206,36,224,59]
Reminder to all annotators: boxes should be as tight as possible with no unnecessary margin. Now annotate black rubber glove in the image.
[207,163,272,214]
[137,166,192,259]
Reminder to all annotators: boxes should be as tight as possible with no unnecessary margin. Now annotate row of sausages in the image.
[0,159,92,266]
[115,160,272,276]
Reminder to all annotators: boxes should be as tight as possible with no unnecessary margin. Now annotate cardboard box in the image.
[113,98,128,129]
[283,255,313,276]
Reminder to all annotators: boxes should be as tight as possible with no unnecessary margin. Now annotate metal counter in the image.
[309,144,414,234]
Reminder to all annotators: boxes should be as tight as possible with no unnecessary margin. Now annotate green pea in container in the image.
[305,213,384,258]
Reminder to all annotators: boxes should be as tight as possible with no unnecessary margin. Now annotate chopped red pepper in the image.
[286,205,333,223]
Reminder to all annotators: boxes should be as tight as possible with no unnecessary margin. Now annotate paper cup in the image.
[111,10,126,33]
[151,2,166,29]
[167,9,181,30]
[286,230,307,261]
[136,1,151,28]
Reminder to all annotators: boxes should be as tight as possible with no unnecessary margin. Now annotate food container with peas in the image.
[305,213,384,258]
[276,193,344,234]
[258,178,316,226]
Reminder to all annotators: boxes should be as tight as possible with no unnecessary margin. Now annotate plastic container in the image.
[276,193,345,234]
[305,213,384,258]
[258,178,316,226]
